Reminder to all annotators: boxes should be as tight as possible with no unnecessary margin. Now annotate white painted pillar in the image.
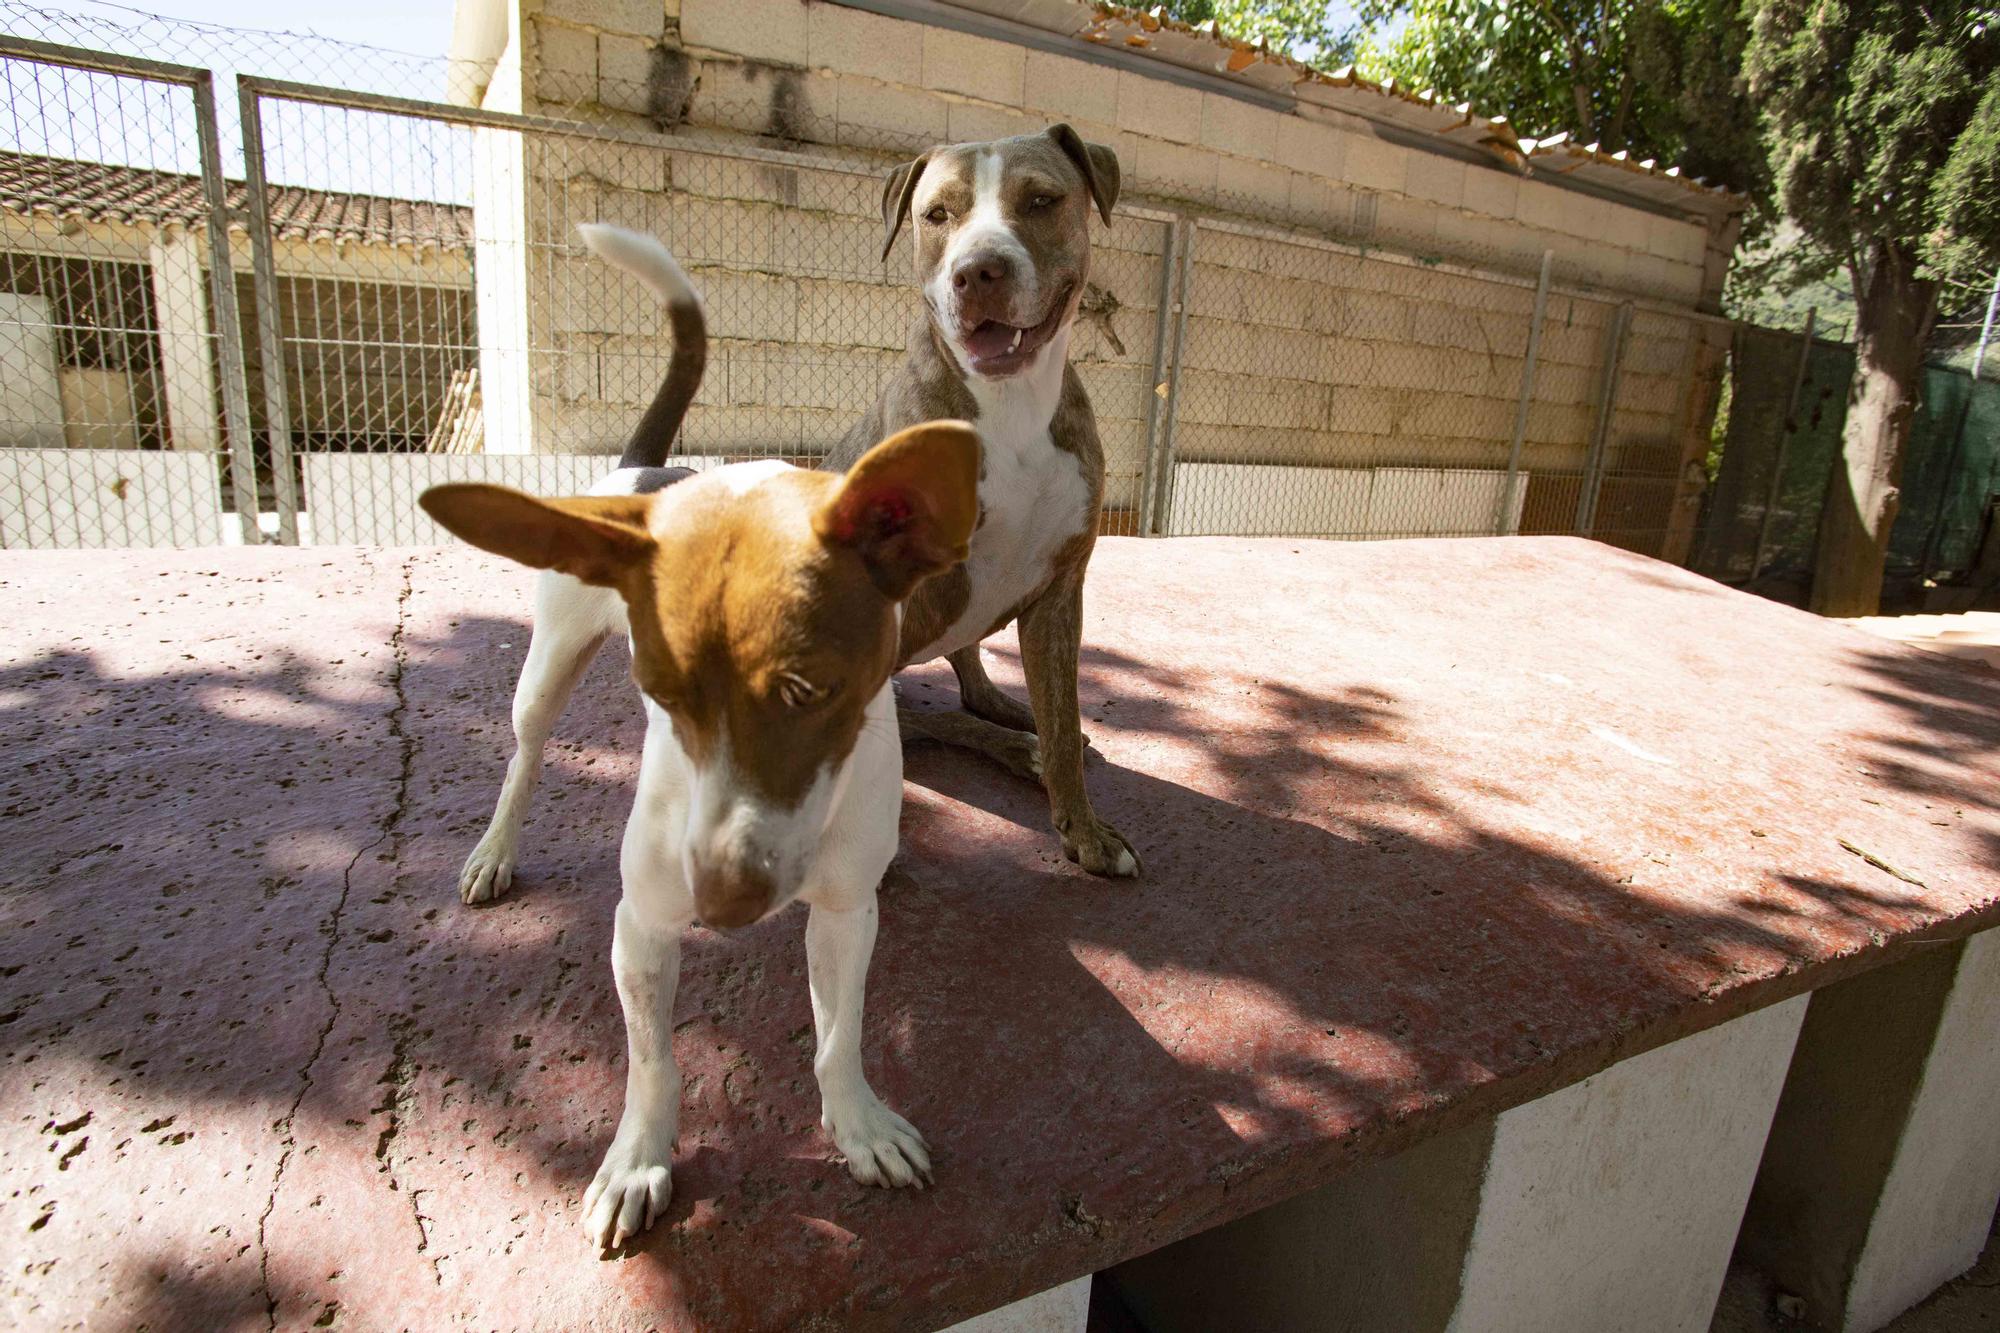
[1738,929,2000,1332]
[469,6,535,456]
[939,1275,1091,1333]
[146,226,221,452]
[1110,996,1808,1332]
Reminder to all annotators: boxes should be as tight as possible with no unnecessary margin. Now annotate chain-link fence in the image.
[0,39,266,546]
[0,10,1725,558]
[1151,219,1709,552]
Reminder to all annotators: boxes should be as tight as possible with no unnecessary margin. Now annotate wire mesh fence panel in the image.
[1510,291,1629,543]
[0,7,1732,559]
[0,44,247,548]
[241,90,483,543]
[243,81,1177,543]
[1160,218,1551,539]
[1585,306,1702,557]
[1,0,453,163]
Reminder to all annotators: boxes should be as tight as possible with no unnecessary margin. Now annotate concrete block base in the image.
[1110,996,1808,1332]
[1737,930,2000,1331]
[942,1275,1091,1333]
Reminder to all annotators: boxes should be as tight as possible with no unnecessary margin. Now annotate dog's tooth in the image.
[1009,327,1023,352]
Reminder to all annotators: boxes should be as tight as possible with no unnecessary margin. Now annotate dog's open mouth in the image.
[958,287,1072,377]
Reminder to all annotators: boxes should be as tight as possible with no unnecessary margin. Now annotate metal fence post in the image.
[236,79,302,544]
[1136,218,1179,538]
[192,71,264,544]
[1974,266,1999,382]
[1496,249,1553,534]
[1574,301,1634,535]
[1749,307,1817,582]
[1147,218,1196,536]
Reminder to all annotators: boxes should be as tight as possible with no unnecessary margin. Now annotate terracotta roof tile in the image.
[0,150,471,250]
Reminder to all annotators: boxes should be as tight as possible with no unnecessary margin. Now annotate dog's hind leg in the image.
[897,702,1044,784]
[459,571,620,904]
[947,644,1037,733]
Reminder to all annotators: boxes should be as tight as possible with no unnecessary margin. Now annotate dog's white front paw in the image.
[823,1091,931,1189]
[458,832,517,905]
[582,1122,674,1249]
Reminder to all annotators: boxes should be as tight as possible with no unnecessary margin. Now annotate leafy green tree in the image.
[1743,0,2000,614]
[1158,0,1763,198]
[1353,0,1766,197]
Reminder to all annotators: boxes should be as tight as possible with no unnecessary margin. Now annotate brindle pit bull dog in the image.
[453,125,1138,906]
[824,124,1140,879]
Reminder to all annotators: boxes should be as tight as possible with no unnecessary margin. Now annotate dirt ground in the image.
[1082,1211,2000,1332]
[1848,610,2000,669]
[1711,1211,2000,1332]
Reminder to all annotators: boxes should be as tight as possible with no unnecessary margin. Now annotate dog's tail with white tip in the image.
[576,223,708,471]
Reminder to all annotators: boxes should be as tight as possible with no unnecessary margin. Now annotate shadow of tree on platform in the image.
[1841,644,2000,840]
[2,598,1985,1329]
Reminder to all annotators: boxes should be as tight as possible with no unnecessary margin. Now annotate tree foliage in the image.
[1743,0,2000,294]
[1156,0,1363,69]
[1161,0,1767,203]
[1353,0,1767,198]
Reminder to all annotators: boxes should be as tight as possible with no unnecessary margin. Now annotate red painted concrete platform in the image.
[2,537,1996,1331]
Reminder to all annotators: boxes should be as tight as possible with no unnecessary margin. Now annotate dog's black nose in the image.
[952,252,1012,292]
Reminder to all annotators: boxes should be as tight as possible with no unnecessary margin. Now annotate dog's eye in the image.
[776,673,826,709]
[1029,193,1059,210]
[923,206,949,225]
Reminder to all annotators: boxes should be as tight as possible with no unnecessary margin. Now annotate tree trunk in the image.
[1809,241,1937,617]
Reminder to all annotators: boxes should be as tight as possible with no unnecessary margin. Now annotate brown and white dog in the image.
[454,126,1140,913]
[424,228,976,1247]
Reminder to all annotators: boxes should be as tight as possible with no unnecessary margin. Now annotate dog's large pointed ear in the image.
[1046,124,1120,226]
[420,484,654,588]
[815,420,981,600]
[879,149,935,261]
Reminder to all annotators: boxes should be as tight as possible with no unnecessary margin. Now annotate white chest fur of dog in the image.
[913,330,1091,662]
[596,665,921,1247]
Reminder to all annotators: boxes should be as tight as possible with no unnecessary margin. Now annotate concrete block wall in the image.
[1171,231,1697,482]
[504,0,1724,276]
[491,63,1168,507]
[472,0,1726,536]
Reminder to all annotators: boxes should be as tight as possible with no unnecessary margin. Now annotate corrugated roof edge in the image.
[956,0,1744,217]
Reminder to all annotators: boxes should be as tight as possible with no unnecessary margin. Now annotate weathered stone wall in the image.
[464,0,1732,546]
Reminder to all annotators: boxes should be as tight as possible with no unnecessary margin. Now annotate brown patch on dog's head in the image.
[420,421,980,927]
[418,486,653,590]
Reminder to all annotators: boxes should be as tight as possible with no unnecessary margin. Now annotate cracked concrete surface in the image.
[2,550,408,1328]
[3,540,1997,1330]
[259,555,417,1327]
